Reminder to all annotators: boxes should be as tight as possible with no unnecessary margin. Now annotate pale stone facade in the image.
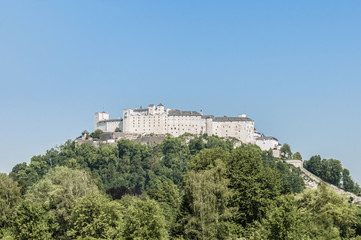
[94,112,123,132]
[95,104,256,143]
[256,136,280,151]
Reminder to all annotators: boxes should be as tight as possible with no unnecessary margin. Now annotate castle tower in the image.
[148,104,156,115]
[157,103,164,112]
[94,112,109,130]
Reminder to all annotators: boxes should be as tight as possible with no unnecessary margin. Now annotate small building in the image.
[256,136,279,151]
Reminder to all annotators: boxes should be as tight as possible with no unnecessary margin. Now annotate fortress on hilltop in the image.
[93,103,281,153]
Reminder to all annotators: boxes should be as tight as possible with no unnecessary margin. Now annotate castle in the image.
[94,104,281,153]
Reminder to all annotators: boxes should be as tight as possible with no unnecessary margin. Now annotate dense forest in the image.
[1,134,361,239]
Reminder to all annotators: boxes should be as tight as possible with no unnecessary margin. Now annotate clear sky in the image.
[1,1,361,182]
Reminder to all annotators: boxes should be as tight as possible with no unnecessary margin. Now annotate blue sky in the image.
[1,1,361,182]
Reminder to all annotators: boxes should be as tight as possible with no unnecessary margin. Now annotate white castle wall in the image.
[256,137,279,151]
[95,104,264,144]
[94,112,109,130]
[95,112,122,132]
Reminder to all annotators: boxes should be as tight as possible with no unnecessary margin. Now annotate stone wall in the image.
[285,160,361,204]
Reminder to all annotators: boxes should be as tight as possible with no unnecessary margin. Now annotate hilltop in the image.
[1,134,361,239]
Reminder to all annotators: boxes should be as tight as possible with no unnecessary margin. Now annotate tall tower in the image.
[94,112,109,130]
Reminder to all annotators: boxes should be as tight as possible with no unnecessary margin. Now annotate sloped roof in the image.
[98,118,123,123]
[133,108,148,112]
[213,117,253,122]
[168,110,202,116]
[256,136,278,141]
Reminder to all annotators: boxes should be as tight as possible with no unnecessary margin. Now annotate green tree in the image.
[292,152,302,160]
[204,135,233,152]
[189,136,205,155]
[251,195,307,240]
[156,136,190,187]
[9,162,28,193]
[327,159,343,186]
[91,129,103,139]
[122,197,168,240]
[304,155,322,177]
[342,169,355,193]
[148,180,182,232]
[261,151,305,194]
[189,148,229,172]
[296,184,360,239]
[26,166,100,237]
[275,162,305,194]
[280,143,292,159]
[181,159,233,240]
[67,193,123,239]
[226,145,283,228]
[0,174,21,237]
[11,201,58,240]
[320,158,331,182]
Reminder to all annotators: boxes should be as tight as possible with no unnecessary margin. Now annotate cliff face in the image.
[286,160,361,204]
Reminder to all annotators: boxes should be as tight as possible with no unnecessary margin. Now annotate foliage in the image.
[304,155,360,194]
[148,180,181,233]
[280,143,292,159]
[304,155,322,176]
[67,193,123,239]
[106,185,142,200]
[296,184,361,239]
[181,159,233,240]
[10,201,58,240]
[122,196,169,240]
[292,152,302,160]
[261,150,305,194]
[226,144,283,228]
[90,129,103,139]
[25,166,100,237]
[189,148,230,172]
[4,135,361,239]
[0,174,21,237]
[251,185,361,240]
[188,136,205,155]
[250,195,307,240]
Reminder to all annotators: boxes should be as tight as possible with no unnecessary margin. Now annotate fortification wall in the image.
[285,160,361,204]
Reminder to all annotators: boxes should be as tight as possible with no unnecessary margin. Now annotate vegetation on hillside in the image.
[304,155,361,194]
[1,134,360,239]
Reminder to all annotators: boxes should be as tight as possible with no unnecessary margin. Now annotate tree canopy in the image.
[1,134,360,239]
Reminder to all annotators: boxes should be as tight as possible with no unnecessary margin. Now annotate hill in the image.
[1,134,361,239]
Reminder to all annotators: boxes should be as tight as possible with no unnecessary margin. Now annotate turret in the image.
[157,103,164,112]
[94,112,109,130]
[148,104,156,115]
